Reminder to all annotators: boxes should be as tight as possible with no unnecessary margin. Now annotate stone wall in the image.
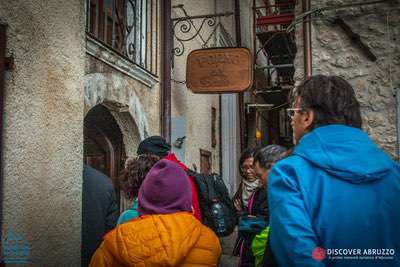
[294,0,400,159]
[84,57,161,147]
[0,0,85,265]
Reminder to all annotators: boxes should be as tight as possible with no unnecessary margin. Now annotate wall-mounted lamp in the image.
[174,136,186,149]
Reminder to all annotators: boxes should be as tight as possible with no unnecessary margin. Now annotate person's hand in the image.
[234,199,243,211]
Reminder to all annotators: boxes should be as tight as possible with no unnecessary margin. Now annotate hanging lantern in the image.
[256,130,262,140]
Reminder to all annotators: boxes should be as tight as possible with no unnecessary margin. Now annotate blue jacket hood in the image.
[293,124,393,183]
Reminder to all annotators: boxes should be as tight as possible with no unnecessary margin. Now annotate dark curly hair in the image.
[117,154,160,200]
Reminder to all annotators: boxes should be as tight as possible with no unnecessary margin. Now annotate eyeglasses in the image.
[286,108,305,118]
[240,166,254,173]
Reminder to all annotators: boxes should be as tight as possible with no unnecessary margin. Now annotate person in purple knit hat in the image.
[137,159,192,215]
[90,159,222,267]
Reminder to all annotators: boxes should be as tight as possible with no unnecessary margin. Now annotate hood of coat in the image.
[102,212,207,266]
[294,124,393,184]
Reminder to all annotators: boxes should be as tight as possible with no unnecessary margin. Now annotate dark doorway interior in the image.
[83,104,126,206]
[246,0,296,149]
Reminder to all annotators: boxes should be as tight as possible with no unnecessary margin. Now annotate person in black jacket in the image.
[233,147,260,214]
[238,145,287,267]
[232,147,259,257]
[81,165,118,267]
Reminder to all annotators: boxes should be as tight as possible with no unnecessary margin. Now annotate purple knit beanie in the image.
[138,159,192,216]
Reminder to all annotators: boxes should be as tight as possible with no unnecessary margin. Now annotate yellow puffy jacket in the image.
[89,212,221,267]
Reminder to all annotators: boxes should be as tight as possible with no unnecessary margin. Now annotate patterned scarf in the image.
[242,179,259,207]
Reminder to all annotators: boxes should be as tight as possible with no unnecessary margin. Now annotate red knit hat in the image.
[138,159,192,215]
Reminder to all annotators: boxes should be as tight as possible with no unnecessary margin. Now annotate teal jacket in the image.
[117,199,139,225]
[268,125,400,267]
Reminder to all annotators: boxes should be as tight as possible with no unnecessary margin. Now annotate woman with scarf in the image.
[233,147,260,214]
[232,147,259,257]
[235,145,287,267]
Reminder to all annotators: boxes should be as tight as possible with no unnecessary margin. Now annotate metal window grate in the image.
[87,0,158,75]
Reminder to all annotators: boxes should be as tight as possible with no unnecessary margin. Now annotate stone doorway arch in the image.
[84,72,150,212]
[84,72,150,143]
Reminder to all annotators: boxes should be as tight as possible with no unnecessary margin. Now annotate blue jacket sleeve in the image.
[268,161,325,267]
[117,199,139,225]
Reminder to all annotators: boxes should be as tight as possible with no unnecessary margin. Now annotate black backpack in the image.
[187,170,236,237]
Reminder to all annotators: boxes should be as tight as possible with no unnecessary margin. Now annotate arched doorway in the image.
[84,104,126,185]
[83,100,143,213]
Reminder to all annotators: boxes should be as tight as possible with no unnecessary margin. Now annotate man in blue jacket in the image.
[267,75,400,267]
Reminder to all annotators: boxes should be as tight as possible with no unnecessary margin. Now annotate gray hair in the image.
[254,145,287,168]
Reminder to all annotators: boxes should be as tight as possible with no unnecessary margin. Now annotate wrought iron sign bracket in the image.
[172,4,233,57]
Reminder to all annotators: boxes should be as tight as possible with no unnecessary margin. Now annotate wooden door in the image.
[84,125,116,178]
[84,105,126,183]
[200,149,212,174]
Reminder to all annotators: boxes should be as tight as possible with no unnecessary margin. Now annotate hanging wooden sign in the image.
[186,47,253,93]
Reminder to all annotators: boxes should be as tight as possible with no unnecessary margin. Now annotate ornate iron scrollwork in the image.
[109,0,137,57]
[114,0,149,67]
[172,5,233,57]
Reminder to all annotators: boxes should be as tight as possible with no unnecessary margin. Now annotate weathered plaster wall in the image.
[84,70,152,143]
[171,0,236,172]
[294,1,400,159]
[85,45,160,139]
[84,56,161,154]
[0,0,85,266]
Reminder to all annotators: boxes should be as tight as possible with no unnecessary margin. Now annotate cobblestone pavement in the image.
[219,230,240,266]
[220,254,240,266]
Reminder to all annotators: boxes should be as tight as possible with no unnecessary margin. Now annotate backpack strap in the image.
[248,190,257,215]
[185,168,196,177]
[186,169,218,203]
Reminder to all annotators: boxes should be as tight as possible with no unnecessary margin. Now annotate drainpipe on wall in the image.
[235,0,246,150]
[0,23,7,254]
[302,0,312,79]
[161,0,172,143]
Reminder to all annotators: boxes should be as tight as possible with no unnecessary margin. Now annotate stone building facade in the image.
[0,0,237,266]
[294,0,400,159]
[3,1,396,266]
